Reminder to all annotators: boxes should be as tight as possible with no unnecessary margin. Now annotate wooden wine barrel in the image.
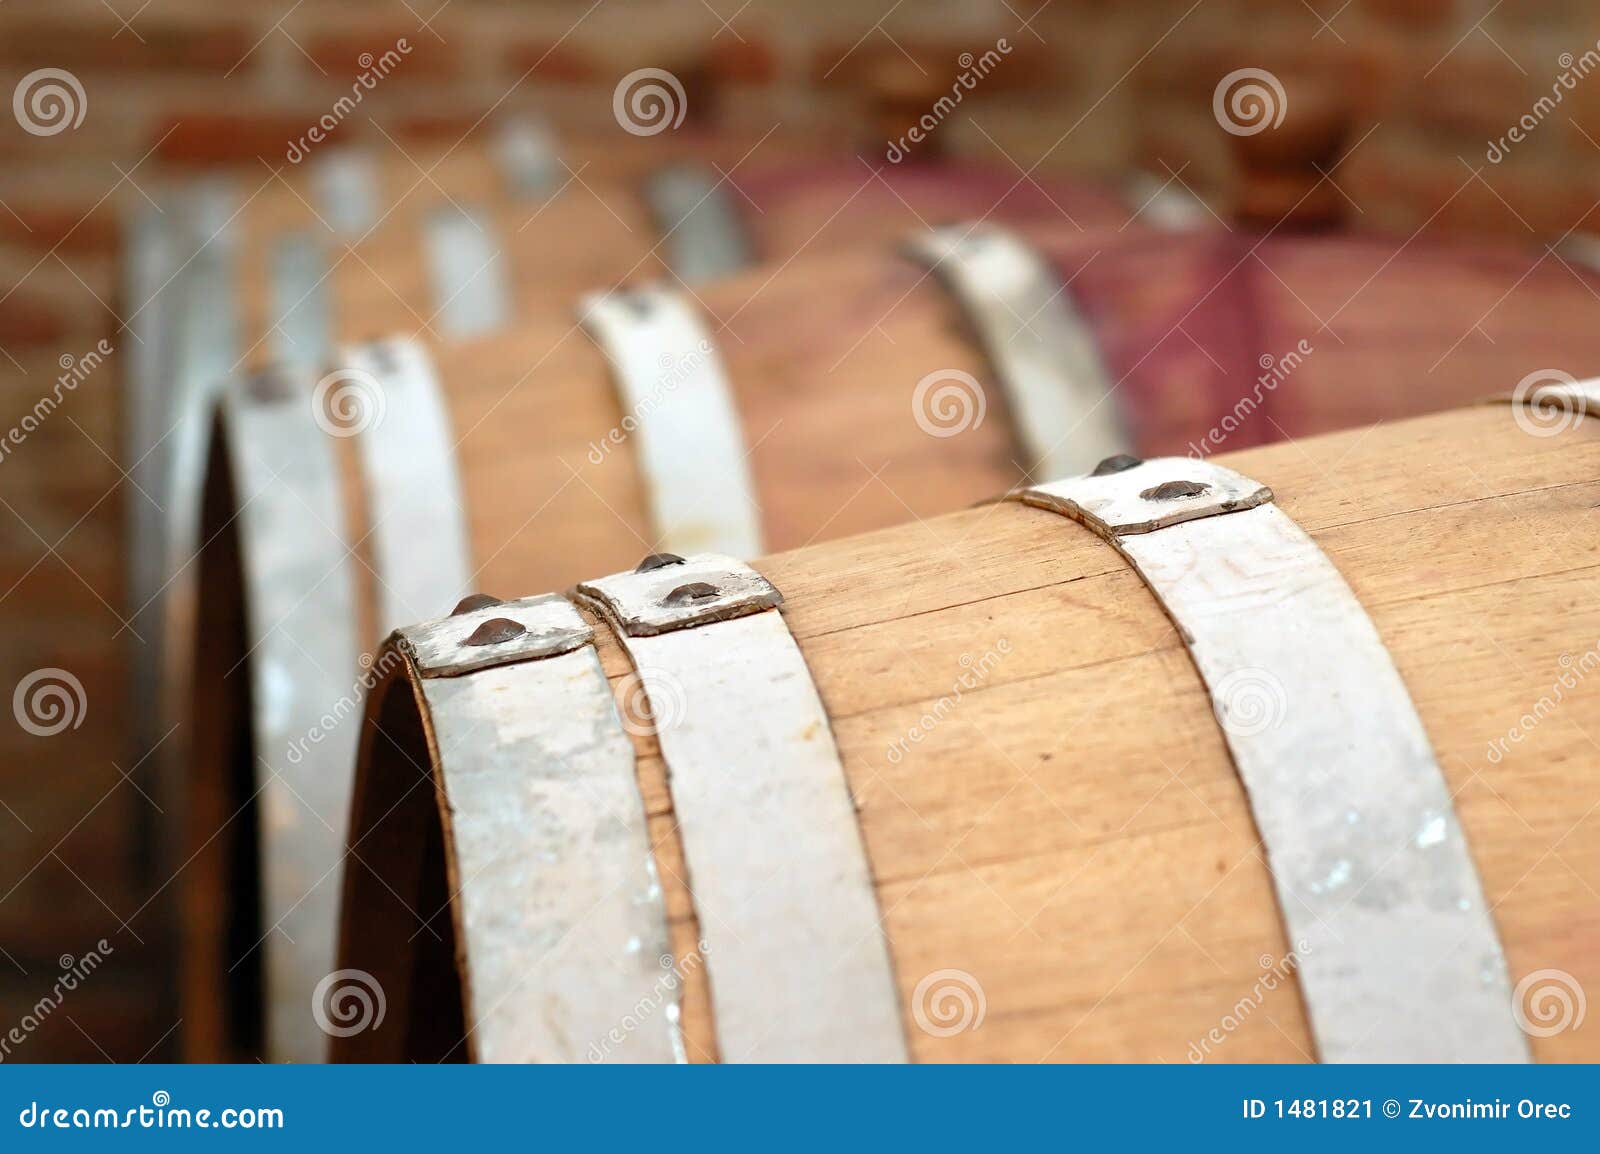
[128,119,839,728]
[130,143,1138,690]
[323,218,1600,600]
[217,149,1139,362]
[182,210,1600,1063]
[335,395,1600,1063]
[126,119,806,635]
[167,173,1171,1062]
[135,139,1140,748]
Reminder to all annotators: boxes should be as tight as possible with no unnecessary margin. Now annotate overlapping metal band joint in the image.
[384,553,906,1062]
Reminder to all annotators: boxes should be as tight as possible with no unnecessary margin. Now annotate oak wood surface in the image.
[348,402,1600,1062]
[187,154,1600,1063]
[418,219,1600,609]
[173,157,1137,1060]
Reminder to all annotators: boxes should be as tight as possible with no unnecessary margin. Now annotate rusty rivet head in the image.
[1092,453,1143,477]
[1141,479,1211,501]
[463,617,527,646]
[451,593,502,616]
[635,552,686,573]
[663,582,719,607]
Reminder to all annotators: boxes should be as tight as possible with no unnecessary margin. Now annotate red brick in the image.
[811,37,1055,96]
[504,41,600,83]
[152,113,346,167]
[305,30,456,80]
[1137,41,1241,101]
[393,114,491,143]
[1563,64,1600,142]
[1226,74,1352,171]
[1232,166,1347,230]
[707,38,779,85]
[0,206,118,256]
[1472,160,1600,237]
[0,294,67,350]
[1339,143,1600,238]
[1414,50,1534,139]
[1134,107,1228,180]
[1361,0,1457,29]
[0,20,252,73]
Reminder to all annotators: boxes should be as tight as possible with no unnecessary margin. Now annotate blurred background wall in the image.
[2,0,1599,1060]
[5,1,1600,247]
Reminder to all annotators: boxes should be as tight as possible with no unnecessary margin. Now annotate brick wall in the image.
[1,1,1597,258]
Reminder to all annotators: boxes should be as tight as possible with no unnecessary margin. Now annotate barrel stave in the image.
[562,405,1600,1062]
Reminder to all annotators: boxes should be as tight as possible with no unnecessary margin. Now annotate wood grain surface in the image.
[343,402,1600,1062]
